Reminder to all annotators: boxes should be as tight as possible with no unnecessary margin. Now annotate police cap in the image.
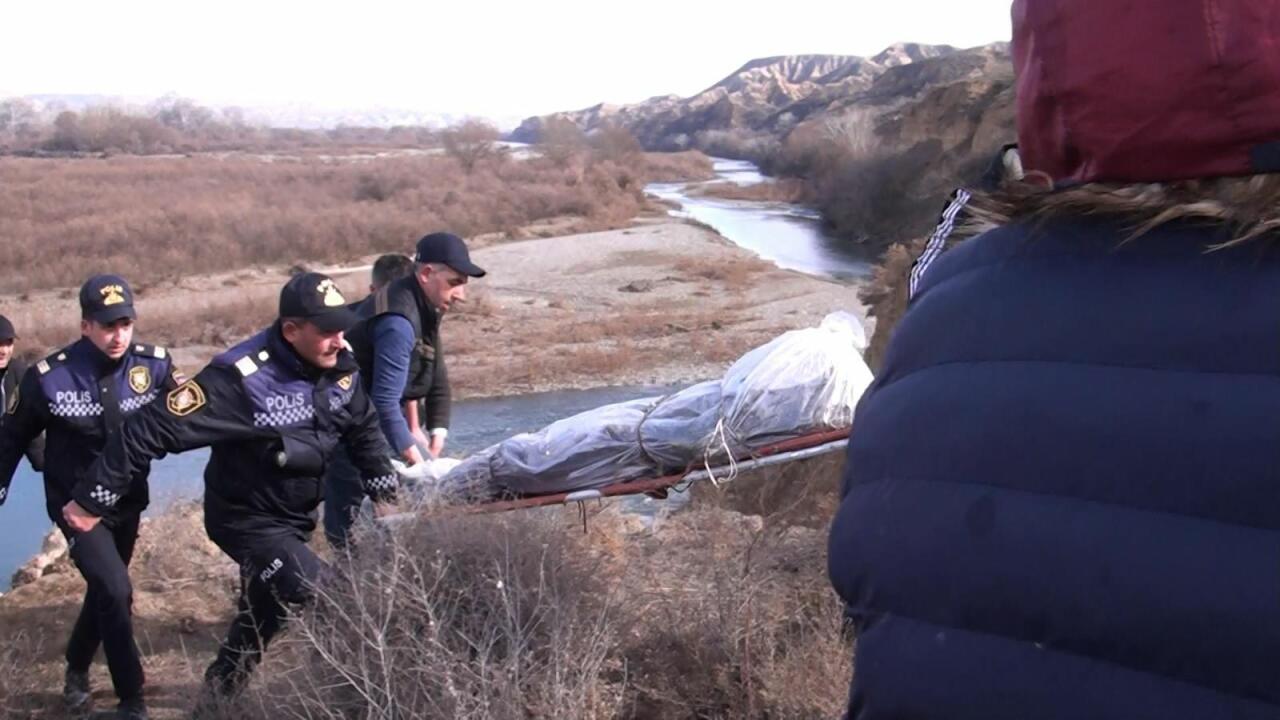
[80,274,137,324]
[414,232,486,278]
[279,272,359,333]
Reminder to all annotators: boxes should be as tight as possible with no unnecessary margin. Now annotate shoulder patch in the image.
[234,356,259,377]
[166,381,207,417]
[133,344,168,359]
[36,349,69,375]
[337,374,353,390]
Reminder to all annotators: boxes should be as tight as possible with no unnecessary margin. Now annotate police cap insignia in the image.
[317,278,346,307]
[100,284,126,306]
[166,381,206,417]
[128,365,152,394]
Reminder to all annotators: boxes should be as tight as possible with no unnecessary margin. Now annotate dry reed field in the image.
[0,150,713,293]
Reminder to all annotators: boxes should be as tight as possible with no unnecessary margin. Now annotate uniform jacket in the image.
[79,324,397,543]
[0,338,175,525]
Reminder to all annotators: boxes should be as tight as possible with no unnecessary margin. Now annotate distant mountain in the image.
[508,42,977,150]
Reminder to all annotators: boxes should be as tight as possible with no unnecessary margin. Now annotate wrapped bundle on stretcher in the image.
[424,312,873,504]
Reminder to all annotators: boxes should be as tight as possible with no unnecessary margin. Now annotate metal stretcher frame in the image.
[451,427,852,516]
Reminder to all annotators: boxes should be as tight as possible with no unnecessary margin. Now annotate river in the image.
[0,157,868,589]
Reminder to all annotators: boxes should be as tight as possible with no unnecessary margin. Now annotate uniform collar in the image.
[73,336,130,374]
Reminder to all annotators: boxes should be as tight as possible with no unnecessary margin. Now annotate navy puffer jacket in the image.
[829,217,1280,719]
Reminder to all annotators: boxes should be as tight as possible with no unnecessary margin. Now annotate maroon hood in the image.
[1012,0,1280,184]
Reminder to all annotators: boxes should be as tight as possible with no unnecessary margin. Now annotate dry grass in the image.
[0,150,711,294]
[0,631,43,719]
[220,455,850,719]
[0,456,851,719]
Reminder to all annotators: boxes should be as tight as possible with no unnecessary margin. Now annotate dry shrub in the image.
[0,631,43,719]
[232,512,624,720]
[209,499,850,720]
[637,151,715,183]
[691,449,846,529]
[620,505,852,719]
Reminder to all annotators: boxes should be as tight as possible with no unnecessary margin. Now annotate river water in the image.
[0,158,867,589]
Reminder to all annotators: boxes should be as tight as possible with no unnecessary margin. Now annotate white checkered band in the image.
[89,484,120,508]
[253,405,315,428]
[120,390,159,414]
[329,387,355,411]
[49,402,104,418]
[364,474,398,493]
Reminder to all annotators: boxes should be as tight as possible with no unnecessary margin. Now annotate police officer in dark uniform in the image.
[0,314,45,470]
[77,272,400,705]
[0,276,177,720]
[326,232,483,546]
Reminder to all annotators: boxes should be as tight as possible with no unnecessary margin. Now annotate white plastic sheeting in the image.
[434,311,872,501]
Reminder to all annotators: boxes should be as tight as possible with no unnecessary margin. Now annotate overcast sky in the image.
[2,0,1013,120]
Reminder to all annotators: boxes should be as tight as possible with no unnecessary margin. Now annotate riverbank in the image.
[0,218,867,398]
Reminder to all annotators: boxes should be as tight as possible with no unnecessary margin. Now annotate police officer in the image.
[0,276,177,720]
[76,272,400,705]
[0,314,45,470]
[327,233,484,546]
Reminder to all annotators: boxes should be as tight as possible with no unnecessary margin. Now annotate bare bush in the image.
[205,498,852,720]
[538,116,588,168]
[0,631,43,719]
[234,512,624,720]
[441,119,503,174]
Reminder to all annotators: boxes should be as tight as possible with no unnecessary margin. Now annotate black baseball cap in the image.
[414,232,486,278]
[0,315,15,342]
[279,272,359,333]
[80,274,137,324]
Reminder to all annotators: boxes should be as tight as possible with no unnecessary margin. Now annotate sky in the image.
[1,0,1013,121]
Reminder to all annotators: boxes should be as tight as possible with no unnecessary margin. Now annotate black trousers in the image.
[63,515,144,702]
[205,530,325,693]
[321,444,364,550]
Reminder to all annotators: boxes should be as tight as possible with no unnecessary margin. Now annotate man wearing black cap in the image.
[328,231,484,546]
[0,314,45,471]
[78,272,400,706]
[0,274,178,720]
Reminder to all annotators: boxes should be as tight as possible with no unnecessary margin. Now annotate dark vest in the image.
[345,275,441,401]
